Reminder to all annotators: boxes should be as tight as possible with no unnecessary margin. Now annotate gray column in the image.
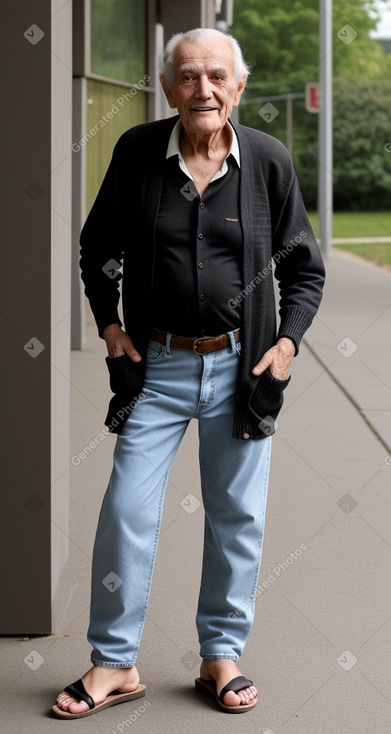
[160,0,216,42]
[0,0,71,633]
[70,0,86,350]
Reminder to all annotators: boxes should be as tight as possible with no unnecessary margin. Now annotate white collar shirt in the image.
[166,118,241,183]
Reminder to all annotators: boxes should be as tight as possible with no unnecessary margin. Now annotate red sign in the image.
[306,83,321,113]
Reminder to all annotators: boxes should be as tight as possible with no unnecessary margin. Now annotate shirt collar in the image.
[166,118,240,169]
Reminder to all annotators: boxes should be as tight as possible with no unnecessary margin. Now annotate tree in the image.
[333,76,391,210]
[232,0,391,209]
[90,0,147,82]
[233,0,388,92]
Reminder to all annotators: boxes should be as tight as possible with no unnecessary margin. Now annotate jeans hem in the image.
[91,659,136,668]
[200,652,239,663]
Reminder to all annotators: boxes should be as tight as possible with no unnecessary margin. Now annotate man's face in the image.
[161,37,246,137]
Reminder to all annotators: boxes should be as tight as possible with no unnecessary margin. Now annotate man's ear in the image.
[159,73,176,109]
[233,74,247,107]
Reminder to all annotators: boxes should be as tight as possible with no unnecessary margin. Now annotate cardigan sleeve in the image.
[271,169,326,353]
[79,139,127,338]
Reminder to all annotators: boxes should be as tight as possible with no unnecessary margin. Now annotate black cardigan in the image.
[80,115,325,439]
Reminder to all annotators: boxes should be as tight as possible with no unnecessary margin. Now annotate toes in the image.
[222,690,241,706]
[68,700,89,714]
[241,685,257,703]
[56,693,89,713]
[238,690,250,704]
[56,693,72,708]
[221,685,258,707]
[230,686,257,706]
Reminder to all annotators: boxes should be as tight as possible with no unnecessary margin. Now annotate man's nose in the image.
[195,75,212,98]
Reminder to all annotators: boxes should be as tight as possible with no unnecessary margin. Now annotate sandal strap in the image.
[64,678,95,710]
[219,675,254,703]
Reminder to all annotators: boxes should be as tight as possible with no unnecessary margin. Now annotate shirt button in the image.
[200,202,205,208]
[200,328,206,335]
[198,233,204,239]
[243,432,250,440]
[199,294,205,301]
[198,262,204,269]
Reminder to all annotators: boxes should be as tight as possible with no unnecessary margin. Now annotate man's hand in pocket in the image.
[252,337,295,380]
[103,324,142,362]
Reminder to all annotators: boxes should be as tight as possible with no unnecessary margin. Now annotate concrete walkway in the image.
[1,250,391,734]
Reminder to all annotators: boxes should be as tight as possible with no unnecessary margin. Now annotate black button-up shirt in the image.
[151,151,243,337]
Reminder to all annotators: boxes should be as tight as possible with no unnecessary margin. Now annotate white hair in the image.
[161,27,250,86]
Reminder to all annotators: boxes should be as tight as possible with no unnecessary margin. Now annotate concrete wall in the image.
[0,0,217,635]
[51,0,72,616]
[0,0,71,633]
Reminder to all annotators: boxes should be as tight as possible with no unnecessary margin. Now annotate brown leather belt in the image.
[150,328,240,355]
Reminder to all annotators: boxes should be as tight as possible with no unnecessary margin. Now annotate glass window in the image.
[90,0,147,83]
[86,79,147,212]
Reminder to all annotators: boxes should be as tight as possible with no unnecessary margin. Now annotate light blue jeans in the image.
[88,331,272,666]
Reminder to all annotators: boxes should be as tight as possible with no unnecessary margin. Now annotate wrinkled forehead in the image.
[172,38,235,76]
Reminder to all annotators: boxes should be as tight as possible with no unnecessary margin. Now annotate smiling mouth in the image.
[191,107,219,112]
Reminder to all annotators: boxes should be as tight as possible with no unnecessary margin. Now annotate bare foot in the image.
[199,659,257,707]
[56,665,140,715]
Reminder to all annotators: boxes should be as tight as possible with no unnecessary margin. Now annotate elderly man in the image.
[53,28,325,718]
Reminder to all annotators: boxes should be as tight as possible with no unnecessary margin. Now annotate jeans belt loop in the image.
[227,330,237,353]
[165,331,172,355]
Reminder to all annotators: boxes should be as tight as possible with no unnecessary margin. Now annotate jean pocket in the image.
[146,338,165,362]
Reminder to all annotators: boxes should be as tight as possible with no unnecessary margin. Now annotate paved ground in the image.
[1,249,391,734]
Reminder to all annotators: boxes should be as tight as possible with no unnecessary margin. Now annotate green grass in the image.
[307,211,391,239]
[332,242,391,268]
[307,211,391,268]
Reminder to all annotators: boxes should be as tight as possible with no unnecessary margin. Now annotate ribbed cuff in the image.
[277,305,314,355]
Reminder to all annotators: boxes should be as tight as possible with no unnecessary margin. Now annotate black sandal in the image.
[52,677,146,719]
[195,675,258,713]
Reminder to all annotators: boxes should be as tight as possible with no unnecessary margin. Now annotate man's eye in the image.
[184,75,195,81]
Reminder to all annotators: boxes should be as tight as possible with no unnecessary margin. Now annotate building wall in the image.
[0,0,72,632]
[0,0,218,633]
[51,0,72,613]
